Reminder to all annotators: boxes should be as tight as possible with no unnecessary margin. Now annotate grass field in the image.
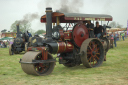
[0,39,128,85]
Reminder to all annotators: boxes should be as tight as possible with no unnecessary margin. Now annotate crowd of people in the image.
[0,40,13,48]
[107,32,127,47]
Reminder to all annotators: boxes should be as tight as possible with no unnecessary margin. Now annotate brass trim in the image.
[64,42,66,52]
[53,23,55,26]
[56,16,60,25]
[64,32,72,33]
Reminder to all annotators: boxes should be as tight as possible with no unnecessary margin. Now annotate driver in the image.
[27,31,32,37]
[94,21,103,38]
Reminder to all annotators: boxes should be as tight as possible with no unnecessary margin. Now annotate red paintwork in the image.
[27,47,48,60]
[64,32,72,40]
[65,42,74,52]
[59,29,64,40]
[73,23,89,47]
[40,12,113,23]
[64,17,112,21]
[57,42,74,53]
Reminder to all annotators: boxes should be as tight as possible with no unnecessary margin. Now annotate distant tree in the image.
[1,29,7,32]
[20,23,32,33]
[116,23,123,28]
[109,21,123,28]
[10,20,33,33]
[10,21,19,32]
[35,29,46,35]
[109,21,117,28]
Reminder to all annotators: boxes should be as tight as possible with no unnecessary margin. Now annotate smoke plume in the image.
[18,13,39,24]
[42,0,83,13]
[59,0,83,13]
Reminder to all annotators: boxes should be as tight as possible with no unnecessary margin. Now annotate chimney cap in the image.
[46,7,52,10]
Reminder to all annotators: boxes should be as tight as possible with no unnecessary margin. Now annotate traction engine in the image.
[20,7,110,76]
[9,24,30,55]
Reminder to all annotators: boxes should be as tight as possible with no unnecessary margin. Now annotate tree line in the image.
[10,20,45,35]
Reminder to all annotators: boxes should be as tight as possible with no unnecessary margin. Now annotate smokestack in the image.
[46,7,52,39]
[16,24,20,37]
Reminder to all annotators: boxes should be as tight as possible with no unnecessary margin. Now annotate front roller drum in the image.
[21,51,55,76]
[80,38,104,68]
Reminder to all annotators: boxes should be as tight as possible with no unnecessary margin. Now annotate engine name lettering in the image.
[74,17,82,20]
[85,18,95,20]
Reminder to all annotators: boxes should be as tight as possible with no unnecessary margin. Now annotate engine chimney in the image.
[16,24,20,37]
[46,7,52,39]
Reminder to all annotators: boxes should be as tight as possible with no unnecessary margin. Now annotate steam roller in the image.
[19,7,112,76]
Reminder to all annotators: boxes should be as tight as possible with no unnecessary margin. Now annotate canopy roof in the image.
[41,12,113,23]
[0,37,13,40]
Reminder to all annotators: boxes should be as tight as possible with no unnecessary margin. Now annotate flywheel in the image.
[72,23,89,47]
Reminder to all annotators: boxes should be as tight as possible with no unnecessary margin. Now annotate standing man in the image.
[94,21,103,38]
[116,32,119,41]
[87,20,94,38]
[114,33,117,47]
[121,32,125,41]
[27,31,32,37]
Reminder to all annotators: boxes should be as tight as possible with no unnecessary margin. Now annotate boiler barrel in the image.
[47,41,74,54]
[57,42,74,53]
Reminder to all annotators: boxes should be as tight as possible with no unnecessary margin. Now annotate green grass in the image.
[0,39,128,85]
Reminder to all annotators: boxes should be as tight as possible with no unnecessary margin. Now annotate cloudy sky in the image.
[0,0,128,32]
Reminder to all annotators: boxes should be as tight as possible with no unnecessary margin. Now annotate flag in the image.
[127,20,128,35]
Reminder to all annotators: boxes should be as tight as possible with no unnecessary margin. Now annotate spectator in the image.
[0,41,1,48]
[1,42,4,48]
[116,32,119,41]
[111,32,114,39]
[125,32,127,39]
[120,33,121,40]
[4,42,6,48]
[121,32,125,41]
[107,33,109,38]
[113,33,117,47]
[10,40,13,45]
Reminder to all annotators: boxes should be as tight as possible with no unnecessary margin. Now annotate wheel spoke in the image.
[88,45,92,51]
[95,48,99,52]
[96,53,100,55]
[94,58,97,64]
[88,57,92,62]
[94,44,97,49]
[95,55,99,60]
[87,52,91,54]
